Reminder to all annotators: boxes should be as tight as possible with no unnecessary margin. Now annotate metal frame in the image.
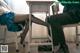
[26,1,53,53]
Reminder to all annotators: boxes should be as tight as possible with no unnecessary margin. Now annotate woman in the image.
[0,0,48,44]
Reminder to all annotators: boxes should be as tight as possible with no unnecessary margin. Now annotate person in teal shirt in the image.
[46,0,80,53]
[0,0,49,31]
[0,0,48,43]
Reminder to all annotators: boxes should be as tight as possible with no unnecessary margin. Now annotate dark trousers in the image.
[47,7,80,46]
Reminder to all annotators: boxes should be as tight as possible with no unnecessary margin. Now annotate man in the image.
[47,0,80,53]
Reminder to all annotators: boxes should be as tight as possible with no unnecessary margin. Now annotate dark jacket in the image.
[58,0,80,9]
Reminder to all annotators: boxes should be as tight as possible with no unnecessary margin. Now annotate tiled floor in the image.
[68,43,80,53]
[1,26,80,53]
[6,42,80,53]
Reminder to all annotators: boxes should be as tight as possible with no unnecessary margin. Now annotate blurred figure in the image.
[47,0,80,53]
[0,0,48,43]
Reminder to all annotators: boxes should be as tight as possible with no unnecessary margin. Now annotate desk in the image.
[26,0,53,53]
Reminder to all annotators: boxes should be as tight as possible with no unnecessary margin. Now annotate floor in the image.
[0,25,80,53]
[3,42,80,53]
